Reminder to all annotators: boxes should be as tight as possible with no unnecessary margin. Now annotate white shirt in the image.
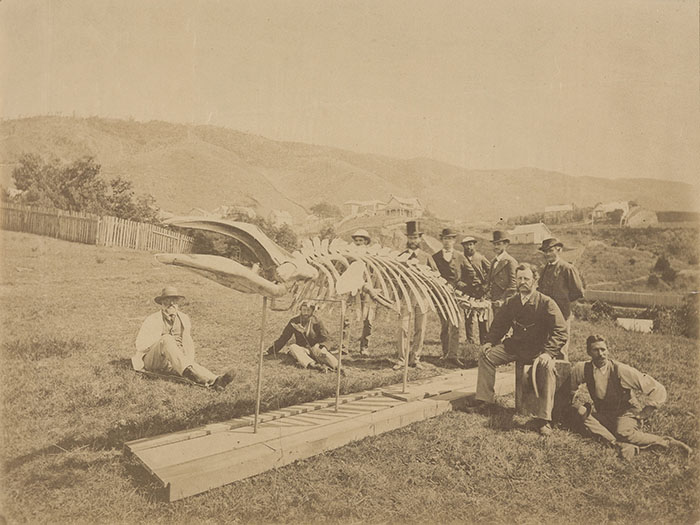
[519,290,534,305]
[442,249,453,262]
[495,251,507,262]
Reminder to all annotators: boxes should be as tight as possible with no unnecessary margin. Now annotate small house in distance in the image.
[509,222,552,244]
[343,200,385,217]
[382,195,424,218]
[623,207,658,228]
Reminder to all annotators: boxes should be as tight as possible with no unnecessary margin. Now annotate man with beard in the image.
[537,237,584,358]
[348,229,376,356]
[393,220,429,370]
[133,286,235,390]
[569,335,692,459]
[470,263,568,435]
[461,235,491,344]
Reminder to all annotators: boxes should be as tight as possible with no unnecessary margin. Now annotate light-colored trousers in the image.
[286,344,338,369]
[439,315,461,358]
[144,335,217,383]
[398,308,427,364]
[583,411,668,448]
[476,344,556,420]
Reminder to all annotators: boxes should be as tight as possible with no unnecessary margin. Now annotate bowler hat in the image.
[299,300,317,311]
[351,229,371,242]
[539,237,564,252]
[406,220,423,236]
[154,286,185,304]
[439,228,458,239]
[491,231,510,244]
[461,236,477,245]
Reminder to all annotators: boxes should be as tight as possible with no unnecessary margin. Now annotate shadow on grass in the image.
[342,357,396,370]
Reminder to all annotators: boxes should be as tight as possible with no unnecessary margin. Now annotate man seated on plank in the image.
[468,263,568,436]
[133,286,235,390]
[265,300,339,372]
[568,334,692,460]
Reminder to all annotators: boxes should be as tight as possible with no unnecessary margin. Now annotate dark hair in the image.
[586,334,607,350]
[515,263,539,281]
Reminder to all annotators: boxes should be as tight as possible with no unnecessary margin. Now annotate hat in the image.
[461,236,477,245]
[154,286,185,304]
[491,230,510,244]
[539,237,564,252]
[406,220,423,236]
[299,300,317,311]
[351,229,371,242]
[439,228,458,239]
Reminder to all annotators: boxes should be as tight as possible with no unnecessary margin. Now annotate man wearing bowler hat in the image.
[133,286,235,390]
[487,230,518,316]
[394,220,430,370]
[461,235,492,344]
[537,237,584,358]
[429,227,471,366]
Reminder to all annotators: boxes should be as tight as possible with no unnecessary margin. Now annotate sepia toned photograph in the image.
[1,0,698,523]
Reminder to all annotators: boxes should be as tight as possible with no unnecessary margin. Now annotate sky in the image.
[1,0,698,184]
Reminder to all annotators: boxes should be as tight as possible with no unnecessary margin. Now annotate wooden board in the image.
[125,369,514,501]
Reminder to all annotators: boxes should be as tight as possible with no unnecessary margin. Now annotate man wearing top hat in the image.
[133,286,235,389]
[487,230,518,316]
[429,227,471,366]
[394,220,430,370]
[461,235,492,344]
[537,237,584,358]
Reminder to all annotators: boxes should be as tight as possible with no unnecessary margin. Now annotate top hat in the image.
[405,220,423,236]
[538,237,564,252]
[154,286,185,304]
[461,236,477,245]
[491,230,510,244]
[439,228,458,239]
[351,229,371,242]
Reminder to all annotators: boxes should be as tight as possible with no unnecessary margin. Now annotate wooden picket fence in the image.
[0,202,192,253]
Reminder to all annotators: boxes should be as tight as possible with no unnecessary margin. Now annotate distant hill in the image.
[1,116,696,220]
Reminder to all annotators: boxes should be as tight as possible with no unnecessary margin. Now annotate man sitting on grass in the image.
[569,334,692,460]
[132,286,235,390]
[265,301,339,373]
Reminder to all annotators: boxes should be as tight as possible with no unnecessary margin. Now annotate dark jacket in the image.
[538,258,584,319]
[429,250,471,293]
[488,251,518,302]
[464,251,491,298]
[487,290,568,361]
[271,314,328,352]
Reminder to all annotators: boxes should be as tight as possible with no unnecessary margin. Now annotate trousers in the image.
[143,335,217,383]
[582,410,669,448]
[398,308,427,364]
[476,344,556,421]
[287,344,338,369]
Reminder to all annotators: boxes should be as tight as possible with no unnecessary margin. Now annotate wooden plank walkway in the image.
[125,369,514,501]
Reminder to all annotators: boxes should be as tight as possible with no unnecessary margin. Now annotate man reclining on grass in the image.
[265,301,339,373]
[132,286,235,390]
[569,334,692,460]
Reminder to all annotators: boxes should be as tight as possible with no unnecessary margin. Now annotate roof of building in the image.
[509,222,552,234]
[385,195,424,208]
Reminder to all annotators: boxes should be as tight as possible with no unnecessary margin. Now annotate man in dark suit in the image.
[429,227,471,367]
[537,237,584,359]
[487,230,518,316]
[394,220,430,370]
[461,236,491,344]
[472,263,568,435]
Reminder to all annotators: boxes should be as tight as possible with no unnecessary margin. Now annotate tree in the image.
[310,202,342,219]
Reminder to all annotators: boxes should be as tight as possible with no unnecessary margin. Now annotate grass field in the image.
[1,230,698,523]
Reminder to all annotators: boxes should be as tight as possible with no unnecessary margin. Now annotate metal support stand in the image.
[254,296,268,433]
[402,309,413,394]
[335,298,346,412]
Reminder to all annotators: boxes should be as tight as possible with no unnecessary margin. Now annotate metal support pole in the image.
[402,309,412,394]
[335,298,346,412]
[254,296,268,433]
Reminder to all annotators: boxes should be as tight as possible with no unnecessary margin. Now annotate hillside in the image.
[1,116,696,220]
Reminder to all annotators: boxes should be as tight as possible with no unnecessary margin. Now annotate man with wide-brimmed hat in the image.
[537,237,584,358]
[133,286,235,390]
[461,235,492,344]
[487,230,518,315]
[394,220,429,370]
[429,227,471,366]
[346,229,376,356]
[265,300,339,372]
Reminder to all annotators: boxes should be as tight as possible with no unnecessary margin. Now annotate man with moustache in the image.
[461,235,492,344]
[429,227,472,367]
[393,220,429,370]
[487,230,518,316]
[348,229,376,356]
[470,263,568,435]
[133,286,235,390]
[537,237,584,358]
[569,335,692,459]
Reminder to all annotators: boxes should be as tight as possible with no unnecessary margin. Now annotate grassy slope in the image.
[1,231,698,523]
